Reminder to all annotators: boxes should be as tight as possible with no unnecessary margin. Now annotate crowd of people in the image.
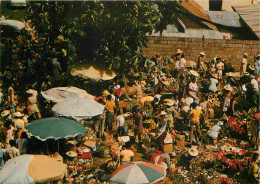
[0,15,260,184]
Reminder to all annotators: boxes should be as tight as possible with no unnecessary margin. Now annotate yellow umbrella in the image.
[71,65,117,81]
[0,155,67,183]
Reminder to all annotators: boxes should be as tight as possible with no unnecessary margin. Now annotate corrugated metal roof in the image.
[232,4,260,38]
[181,0,211,21]
[205,11,242,27]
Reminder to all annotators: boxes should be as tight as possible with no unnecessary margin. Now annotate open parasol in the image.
[0,20,25,31]
[26,117,87,141]
[41,86,94,103]
[52,96,105,120]
[71,65,117,81]
[110,162,165,184]
[0,155,67,184]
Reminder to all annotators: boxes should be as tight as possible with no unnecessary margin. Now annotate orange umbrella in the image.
[0,155,67,183]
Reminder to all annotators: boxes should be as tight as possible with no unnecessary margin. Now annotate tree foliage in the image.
[27,1,181,72]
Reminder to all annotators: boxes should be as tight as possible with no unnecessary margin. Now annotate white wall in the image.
[194,0,258,11]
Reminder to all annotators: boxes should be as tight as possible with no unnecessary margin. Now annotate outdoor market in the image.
[0,1,259,184]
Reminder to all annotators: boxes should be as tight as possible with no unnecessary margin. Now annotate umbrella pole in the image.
[46,142,49,155]
[58,140,59,152]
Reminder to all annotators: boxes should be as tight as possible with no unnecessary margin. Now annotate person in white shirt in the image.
[216,57,224,80]
[209,74,218,93]
[241,53,248,76]
[6,123,14,144]
[251,76,259,93]
[208,121,224,144]
[189,78,199,100]
[116,112,132,136]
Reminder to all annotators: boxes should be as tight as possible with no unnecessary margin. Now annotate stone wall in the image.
[143,36,259,65]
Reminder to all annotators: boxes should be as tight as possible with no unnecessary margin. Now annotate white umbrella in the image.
[71,65,117,81]
[0,20,25,31]
[52,96,105,120]
[41,87,94,103]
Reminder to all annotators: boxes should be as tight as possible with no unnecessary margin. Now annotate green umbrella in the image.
[26,117,87,141]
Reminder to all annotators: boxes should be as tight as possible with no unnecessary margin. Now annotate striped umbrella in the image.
[0,155,67,184]
[110,162,165,184]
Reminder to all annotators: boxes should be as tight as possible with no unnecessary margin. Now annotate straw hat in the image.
[217,121,224,126]
[1,110,10,117]
[159,111,167,116]
[26,89,38,95]
[190,70,199,77]
[211,73,218,79]
[188,148,199,157]
[199,52,206,56]
[164,99,175,106]
[169,152,176,157]
[174,49,183,56]
[66,151,78,157]
[14,111,23,117]
[224,85,233,91]
[249,65,255,71]
[243,53,248,56]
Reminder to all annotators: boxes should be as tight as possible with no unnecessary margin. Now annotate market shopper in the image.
[189,103,203,142]
[241,53,248,76]
[133,106,143,144]
[105,95,116,131]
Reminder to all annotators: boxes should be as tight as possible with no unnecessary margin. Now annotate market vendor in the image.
[154,152,176,174]
[248,152,259,183]
[207,121,224,144]
[177,148,199,170]
[120,144,134,165]
[188,78,199,100]
[156,111,168,150]
[65,151,78,176]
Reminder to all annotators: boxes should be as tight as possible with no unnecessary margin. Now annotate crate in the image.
[163,144,173,153]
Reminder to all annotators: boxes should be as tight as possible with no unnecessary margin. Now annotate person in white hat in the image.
[197,52,207,77]
[240,53,248,76]
[173,49,183,80]
[65,151,78,176]
[188,78,199,100]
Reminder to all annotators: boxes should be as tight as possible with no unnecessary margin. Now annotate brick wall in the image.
[143,36,259,65]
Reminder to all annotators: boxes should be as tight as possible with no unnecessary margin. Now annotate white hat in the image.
[174,49,183,56]
[190,70,199,77]
[160,111,167,116]
[224,85,233,91]
[1,110,10,117]
[199,52,206,56]
[66,151,78,157]
[188,148,199,157]
[164,99,175,106]
[26,89,38,95]
[169,152,176,157]
[249,65,255,71]
[115,85,120,89]
[217,121,224,126]
[243,53,248,56]
[14,111,23,117]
